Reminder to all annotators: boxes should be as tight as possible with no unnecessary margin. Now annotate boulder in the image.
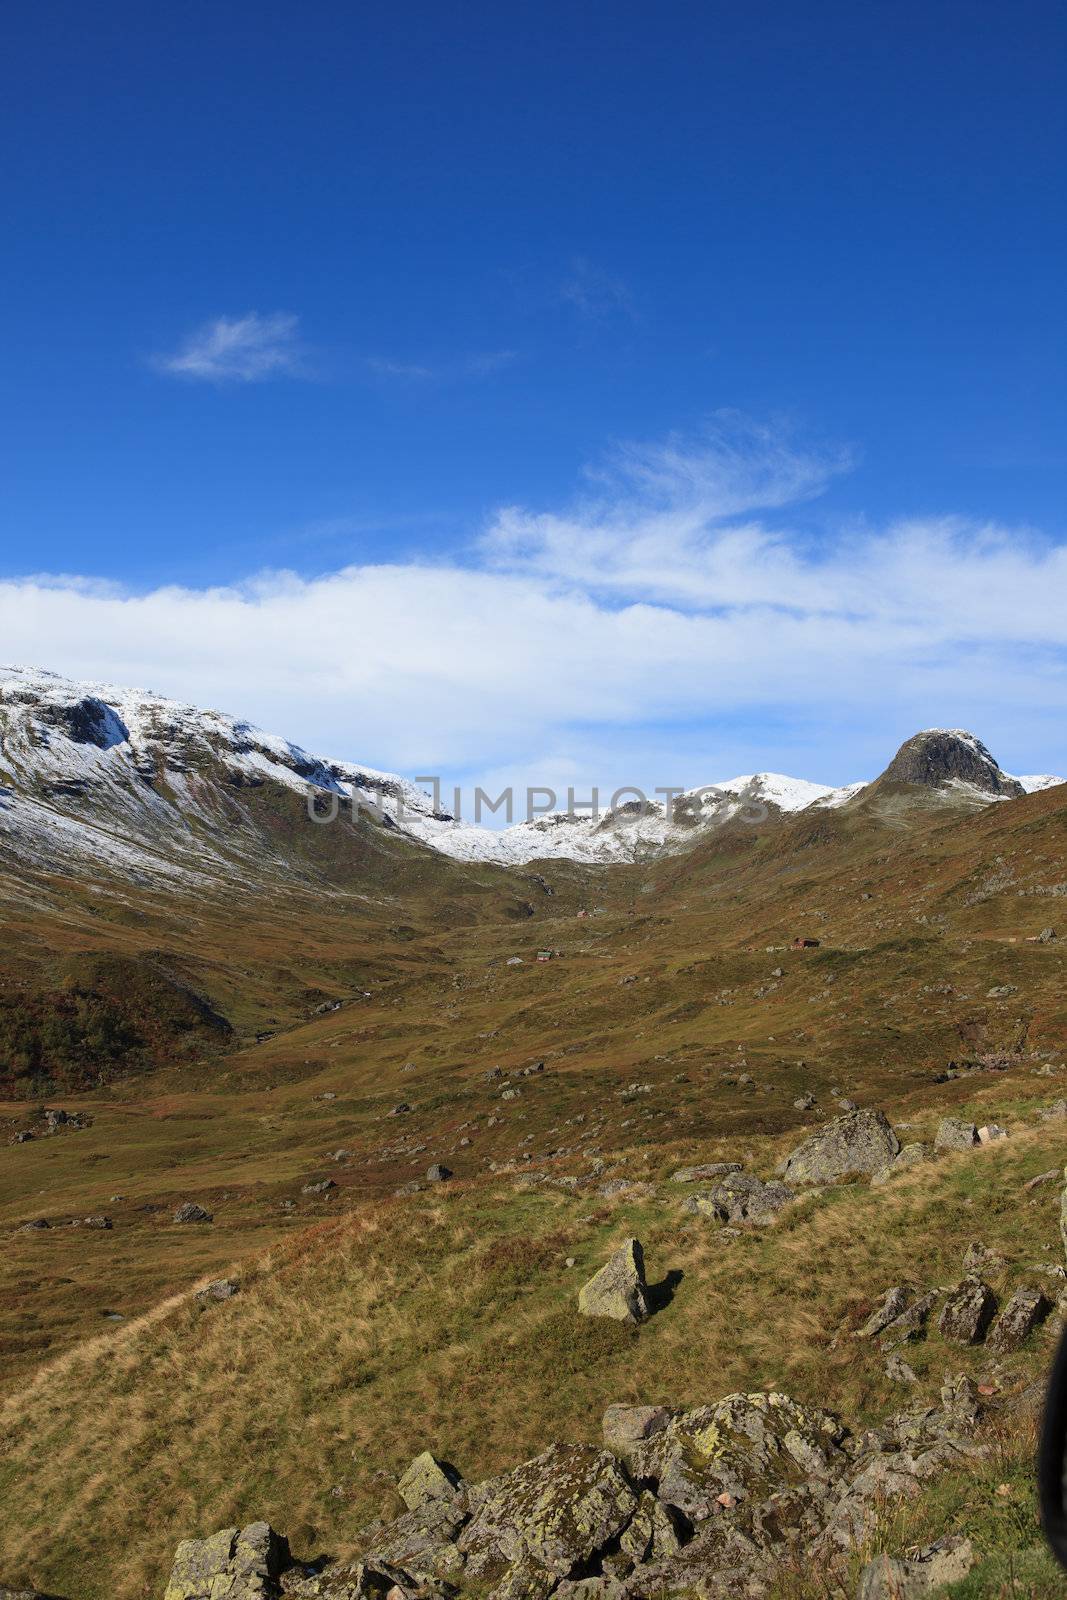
[683,1172,793,1226]
[577,1240,650,1323]
[934,1119,978,1152]
[977,1124,1008,1143]
[456,1443,638,1579]
[871,1144,931,1186]
[879,1292,938,1347]
[164,1522,290,1600]
[426,1165,453,1183]
[938,1278,996,1344]
[196,1279,239,1305]
[857,1535,974,1598]
[601,1404,672,1454]
[83,1216,112,1229]
[173,1202,213,1224]
[398,1452,464,1512]
[793,1093,816,1111]
[781,1110,899,1185]
[301,1179,336,1195]
[857,1287,912,1339]
[1037,927,1058,943]
[670,1163,741,1184]
[617,1490,686,1565]
[18,1219,50,1231]
[626,1392,847,1526]
[988,1286,1051,1352]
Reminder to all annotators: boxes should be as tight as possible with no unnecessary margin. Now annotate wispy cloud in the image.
[560,257,636,321]
[366,350,516,384]
[154,312,305,383]
[2,416,1064,785]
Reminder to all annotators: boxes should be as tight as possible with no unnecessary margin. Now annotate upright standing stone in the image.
[578,1239,650,1322]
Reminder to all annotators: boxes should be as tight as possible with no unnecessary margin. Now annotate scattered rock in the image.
[880,1292,939,1347]
[301,1179,336,1195]
[390,1104,412,1117]
[1023,1168,1058,1192]
[857,1535,974,1599]
[196,1279,239,1305]
[163,1521,290,1600]
[977,1123,1008,1143]
[601,1404,672,1454]
[82,1215,112,1230]
[987,985,1017,998]
[938,1278,996,1344]
[857,1287,913,1339]
[871,1143,931,1186]
[934,1118,979,1152]
[962,1241,1005,1274]
[18,1218,50,1232]
[670,1163,742,1184]
[577,1238,650,1323]
[793,1093,816,1111]
[683,1171,794,1226]
[884,1353,918,1385]
[781,1109,899,1184]
[1036,927,1057,943]
[397,1451,464,1511]
[988,1286,1051,1352]
[173,1202,213,1224]
[426,1164,453,1183]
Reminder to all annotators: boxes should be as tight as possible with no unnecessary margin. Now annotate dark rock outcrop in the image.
[876,730,1023,797]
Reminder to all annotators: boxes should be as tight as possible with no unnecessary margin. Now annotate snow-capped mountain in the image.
[0,667,1061,881]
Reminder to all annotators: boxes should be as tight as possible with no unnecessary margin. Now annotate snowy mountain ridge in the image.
[0,667,1061,877]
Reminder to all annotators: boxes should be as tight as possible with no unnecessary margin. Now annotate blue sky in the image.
[2,0,1065,792]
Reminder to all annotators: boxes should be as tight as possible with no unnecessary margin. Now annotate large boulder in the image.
[577,1240,650,1323]
[601,1404,672,1455]
[456,1443,639,1581]
[781,1110,899,1185]
[164,1523,290,1600]
[173,1202,213,1225]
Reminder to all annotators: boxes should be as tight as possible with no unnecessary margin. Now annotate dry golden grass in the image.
[3,1112,1067,1599]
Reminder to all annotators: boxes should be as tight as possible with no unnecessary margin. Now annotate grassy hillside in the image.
[2,1098,1066,1599]
[1,783,1065,1597]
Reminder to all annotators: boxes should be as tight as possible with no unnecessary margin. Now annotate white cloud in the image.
[155,312,304,383]
[366,351,516,383]
[2,418,1065,787]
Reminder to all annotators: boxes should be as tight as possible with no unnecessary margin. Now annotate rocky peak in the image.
[876,729,1024,798]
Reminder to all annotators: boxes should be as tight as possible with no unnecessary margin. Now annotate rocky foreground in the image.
[150,1373,996,1600]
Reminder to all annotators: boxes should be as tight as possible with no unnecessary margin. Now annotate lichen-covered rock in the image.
[670,1163,742,1184]
[577,1240,649,1323]
[857,1287,912,1338]
[173,1202,213,1225]
[871,1144,931,1186]
[781,1111,899,1185]
[857,1535,974,1598]
[281,1556,450,1600]
[363,1498,468,1581]
[988,1286,1051,1352]
[684,1172,794,1226]
[934,1119,978,1152]
[398,1452,464,1512]
[601,1404,672,1454]
[164,1522,290,1600]
[879,1292,938,1348]
[628,1392,847,1526]
[938,1278,996,1344]
[617,1490,686,1565]
[456,1443,638,1580]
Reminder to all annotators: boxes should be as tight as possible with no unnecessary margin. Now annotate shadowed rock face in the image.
[877,730,1024,797]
